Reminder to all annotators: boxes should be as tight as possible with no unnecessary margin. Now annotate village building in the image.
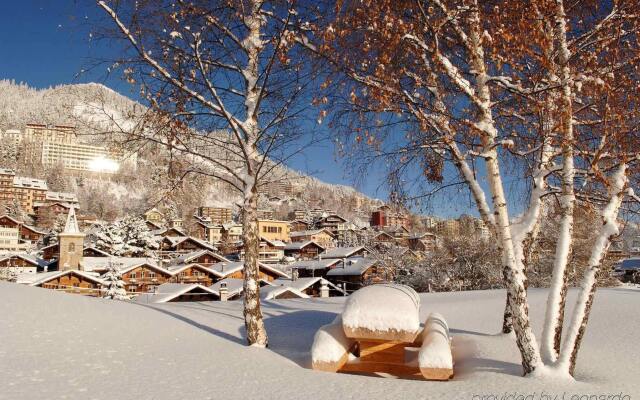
[110,261,172,294]
[143,208,165,226]
[210,278,246,300]
[221,223,243,242]
[325,257,384,293]
[0,253,48,274]
[208,260,289,282]
[134,283,219,303]
[159,236,217,258]
[167,263,220,286]
[284,241,325,260]
[289,219,312,232]
[41,243,111,263]
[320,246,368,259]
[0,215,46,244]
[408,233,438,253]
[197,206,233,225]
[260,285,309,300]
[0,226,28,253]
[289,258,343,278]
[257,219,290,242]
[268,276,345,298]
[290,229,336,249]
[237,237,286,264]
[26,269,104,296]
[257,209,275,220]
[317,214,350,236]
[370,205,410,229]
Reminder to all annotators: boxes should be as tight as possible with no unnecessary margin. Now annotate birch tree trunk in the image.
[556,164,627,375]
[540,0,576,363]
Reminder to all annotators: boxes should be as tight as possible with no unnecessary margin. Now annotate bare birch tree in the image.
[301,0,640,376]
[95,0,322,346]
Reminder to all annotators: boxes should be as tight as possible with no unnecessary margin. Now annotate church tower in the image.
[58,207,85,271]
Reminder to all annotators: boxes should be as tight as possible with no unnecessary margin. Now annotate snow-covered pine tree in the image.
[94,216,159,257]
[102,259,129,300]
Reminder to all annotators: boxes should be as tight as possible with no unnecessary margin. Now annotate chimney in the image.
[292,268,299,281]
[220,262,225,272]
[219,282,228,302]
[320,279,329,298]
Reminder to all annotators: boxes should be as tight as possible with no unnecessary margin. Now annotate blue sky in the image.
[0,1,488,218]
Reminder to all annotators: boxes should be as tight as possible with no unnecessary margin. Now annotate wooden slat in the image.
[343,326,418,343]
[312,351,350,373]
[358,340,407,363]
[420,366,454,381]
[339,360,422,378]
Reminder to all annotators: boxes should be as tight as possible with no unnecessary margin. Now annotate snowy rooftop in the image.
[0,253,50,268]
[167,249,228,267]
[0,168,15,175]
[325,257,377,276]
[320,246,365,259]
[45,191,79,203]
[134,283,218,304]
[81,257,159,272]
[271,277,344,294]
[209,278,245,297]
[12,176,47,190]
[290,259,341,271]
[284,241,324,251]
[260,285,309,300]
[290,229,334,238]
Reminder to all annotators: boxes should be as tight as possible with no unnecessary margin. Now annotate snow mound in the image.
[311,315,354,364]
[342,284,420,340]
[419,313,452,369]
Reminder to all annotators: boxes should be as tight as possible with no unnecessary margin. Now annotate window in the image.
[68,242,75,252]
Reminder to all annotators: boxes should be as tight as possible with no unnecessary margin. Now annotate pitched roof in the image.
[81,257,160,272]
[290,229,335,238]
[260,285,310,300]
[134,283,219,303]
[270,277,345,294]
[209,278,245,298]
[0,253,50,268]
[167,249,228,267]
[325,257,377,276]
[289,259,342,270]
[320,246,365,259]
[284,241,325,251]
[162,236,215,251]
[207,260,290,279]
[62,207,80,234]
[29,269,104,286]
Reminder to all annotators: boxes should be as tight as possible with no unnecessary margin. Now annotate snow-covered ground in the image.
[1,282,638,400]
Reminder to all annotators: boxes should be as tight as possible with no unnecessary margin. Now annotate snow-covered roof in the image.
[290,259,341,271]
[271,277,345,294]
[320,246,365,259]
[134,283,219,304]
[62,207,80,234]
[12,176,47,190]
[166,263,218,275]
[325,257,377,276]
[209,278,245,297]
[260,285,309,300]
[290,229,335,238]
[29,269,105,287]
[284,241,325,251]
[167,249,228,267]
[408,232,437,240]
[208,261,290,279]
[162,236,215,251]
[81,257,159,272]
[0,253,50,268]
[45,192,78,203]
[0,168,16,175]
[260,237,286,248]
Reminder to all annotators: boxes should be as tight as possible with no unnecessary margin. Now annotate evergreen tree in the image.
[102,260,129,300]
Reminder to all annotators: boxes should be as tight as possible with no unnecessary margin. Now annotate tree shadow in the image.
[261,309,338,368]
[134,303,246,345]
[451,336,523,378]
[450,328,502,337]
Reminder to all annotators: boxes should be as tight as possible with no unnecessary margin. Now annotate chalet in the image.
[320,246,367,259]
[371,231,396,244]
[289,219,312,232]
[325,257,384,292]
[210,277,276,300]
[221,223,243,242]
[260,285,309,300]
[134,283,219,303]
[0,215,46,243]
[0,253,49,274]
[28,269,104,296]
[284,241,325,260]
[167,263,219,286]
[290,229,336,249]
[153,227,188,238]
[159,236,216,257]
[145,220,163,230]
[289,258,343,278]
[167,249,229,268]
[408,233,437,253]
[33,201,73,226]
[208,260,289,282]
[143,208,165,226]
[317,214,349,236]
[41,243,111,262]
[269,277,345,297]
[117,262,173,293]
[237,237,286,264]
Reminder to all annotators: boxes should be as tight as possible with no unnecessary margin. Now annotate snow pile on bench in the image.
[342,284,421,342]
[311,316,355,372]
[419,313,453,380]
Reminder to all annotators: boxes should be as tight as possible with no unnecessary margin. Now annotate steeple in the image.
[63,206,80,233]
[58,207,85,271]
